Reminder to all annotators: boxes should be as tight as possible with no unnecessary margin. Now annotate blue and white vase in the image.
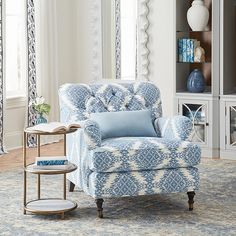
[187,69,205,93]
[36,114,47,124]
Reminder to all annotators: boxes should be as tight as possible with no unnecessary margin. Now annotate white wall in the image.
[5,0,175,150]
[74,0,94,84]
[80,0,175,115]
[74,0,175,116]
[149,0,175,116]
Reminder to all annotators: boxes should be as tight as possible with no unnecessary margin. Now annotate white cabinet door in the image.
[178,99,209,147]
[225,102,236,150]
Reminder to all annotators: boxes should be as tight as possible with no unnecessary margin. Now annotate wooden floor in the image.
[0,142,63,172]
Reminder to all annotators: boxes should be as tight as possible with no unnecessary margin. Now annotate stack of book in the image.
[178,38,201,63]
[33,156,69,170]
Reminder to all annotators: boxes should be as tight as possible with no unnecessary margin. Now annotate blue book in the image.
[190,39,194,63]
[182,39,187,62]
[178,39,183,62]
[37,160,68,166]
[36,156,68,166]
[186,39,192,62]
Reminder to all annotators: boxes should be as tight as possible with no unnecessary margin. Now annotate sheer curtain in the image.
[35,0,59,124]
[34,0,79,144]
[32,0,60,144]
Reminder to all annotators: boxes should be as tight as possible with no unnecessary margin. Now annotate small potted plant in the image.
[30,96,51,124]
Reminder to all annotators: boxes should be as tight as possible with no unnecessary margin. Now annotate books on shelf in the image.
[26,122,81,133]
[178,38,201,63]
[36,156,68,166]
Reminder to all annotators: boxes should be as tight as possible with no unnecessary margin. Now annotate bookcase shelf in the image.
[176,89,212,96]
[177,32,212,65]
[176,31,212,33]
[177,31,212,33]
[177,62,211,64]
[176,61,212,93]
[176,0,212,31]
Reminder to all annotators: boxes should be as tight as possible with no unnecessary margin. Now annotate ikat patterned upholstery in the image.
[88,137,201,173]
[155,116,193,141]
[59,81,201,199]
[59,82,162,122]
[88,167,199,198]
[83,120,101,150]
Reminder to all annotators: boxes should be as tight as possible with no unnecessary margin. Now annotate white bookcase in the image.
[219,0,236,160]
[174,0,220,158]
[174,0,236,160]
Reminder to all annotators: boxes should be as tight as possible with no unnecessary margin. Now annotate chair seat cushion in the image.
[90,110,157,139]
[89,137,201,173]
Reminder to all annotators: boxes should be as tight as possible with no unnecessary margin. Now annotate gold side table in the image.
[23,128,78,219]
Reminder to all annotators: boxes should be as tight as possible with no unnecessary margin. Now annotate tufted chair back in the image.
[59,81,162,122]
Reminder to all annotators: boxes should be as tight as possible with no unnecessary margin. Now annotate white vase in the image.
[187,0,209,31]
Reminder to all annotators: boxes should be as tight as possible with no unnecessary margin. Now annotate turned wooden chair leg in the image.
[187,191,195,211]
[95,199,104,218]
[68,181,75,192]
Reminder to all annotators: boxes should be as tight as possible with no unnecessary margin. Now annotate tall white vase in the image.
[187,0,209,31]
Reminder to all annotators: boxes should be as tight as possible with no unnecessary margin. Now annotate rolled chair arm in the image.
[154,115,193,141]
[83,119,102,150]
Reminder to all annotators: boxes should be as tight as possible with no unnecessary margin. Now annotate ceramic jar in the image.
[187,0,209,31]
[36,114,47,124]
[187,69,205,93]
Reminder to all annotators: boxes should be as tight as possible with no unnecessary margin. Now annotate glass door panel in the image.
[182,103,207,143]
[230,106,236,146]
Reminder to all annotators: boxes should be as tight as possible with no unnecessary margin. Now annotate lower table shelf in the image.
[25,198,77,216]
[23,129,79,219]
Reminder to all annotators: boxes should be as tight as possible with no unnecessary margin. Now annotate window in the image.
[5,0,27,98]
[101,0,137,80]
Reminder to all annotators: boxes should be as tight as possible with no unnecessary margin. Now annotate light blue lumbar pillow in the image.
[90,110,157,139]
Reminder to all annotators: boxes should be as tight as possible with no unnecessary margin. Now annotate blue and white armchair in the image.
[59,81,201,218]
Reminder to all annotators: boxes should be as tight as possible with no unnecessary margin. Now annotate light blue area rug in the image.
[0,159,235,236]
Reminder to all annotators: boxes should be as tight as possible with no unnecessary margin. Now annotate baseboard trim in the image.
[220,150,236,160]
[201,148,220,159]
[5,131,23,151]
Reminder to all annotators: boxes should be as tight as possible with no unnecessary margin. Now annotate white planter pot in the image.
[187,0,209,31]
